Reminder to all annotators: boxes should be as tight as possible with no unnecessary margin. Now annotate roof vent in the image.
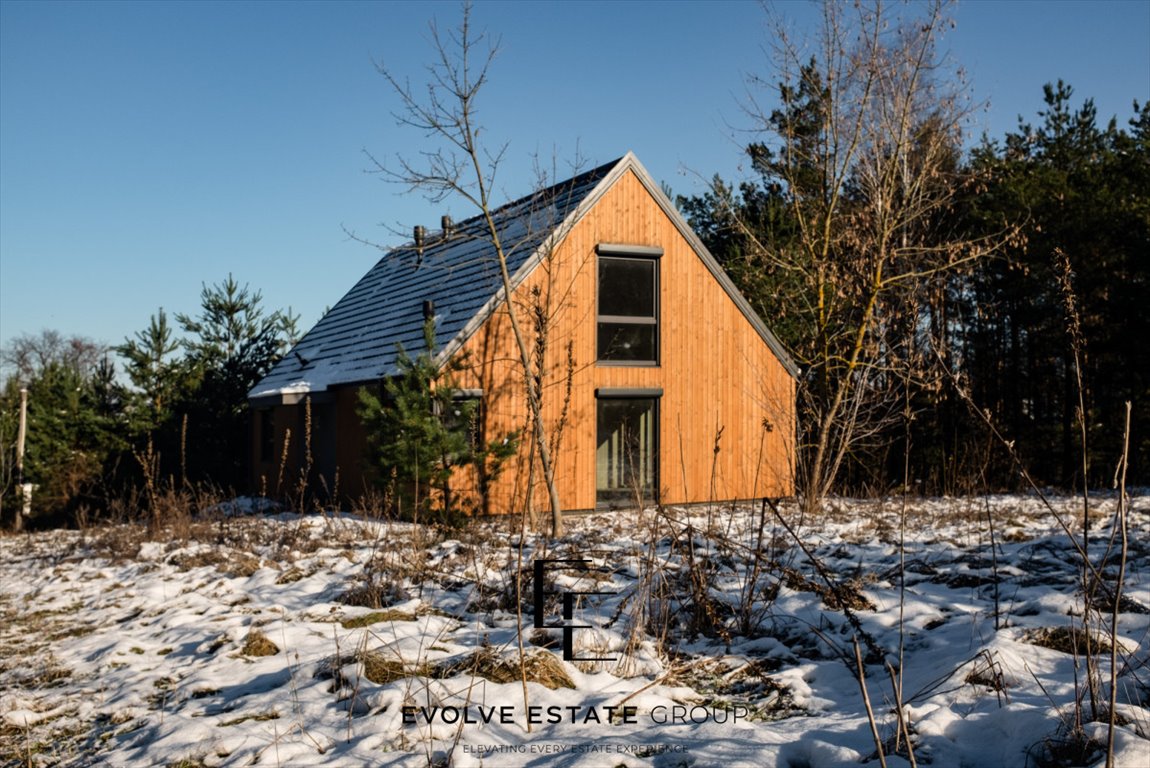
[441,215,454,239]
[416,223,430,262]
[422,299,435,321]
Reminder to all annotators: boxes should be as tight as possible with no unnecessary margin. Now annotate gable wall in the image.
[452,169,795,513]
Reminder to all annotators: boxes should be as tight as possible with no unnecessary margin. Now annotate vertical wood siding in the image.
[452,169,795,513]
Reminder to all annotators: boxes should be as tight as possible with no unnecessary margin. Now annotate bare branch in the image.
[368,2,565,535]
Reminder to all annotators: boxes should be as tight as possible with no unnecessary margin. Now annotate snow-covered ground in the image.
[1,494,1147,767]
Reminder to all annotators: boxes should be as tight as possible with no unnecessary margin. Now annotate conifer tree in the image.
[963,85,1149,485]
[358,319,516,524]
[117,308,185,433]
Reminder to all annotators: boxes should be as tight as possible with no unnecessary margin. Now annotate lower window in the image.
[596,397,658,506]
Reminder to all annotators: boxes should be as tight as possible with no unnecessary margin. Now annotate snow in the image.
[1,493,1147,767]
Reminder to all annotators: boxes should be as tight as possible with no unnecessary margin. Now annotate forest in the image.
[678,80,1148,499]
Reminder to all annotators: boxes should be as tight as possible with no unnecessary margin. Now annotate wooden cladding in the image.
[451,168,795,512]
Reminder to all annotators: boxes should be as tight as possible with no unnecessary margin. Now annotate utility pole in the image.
[15,388,28,532]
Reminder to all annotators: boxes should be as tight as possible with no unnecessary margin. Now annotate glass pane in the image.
[596,398,657,504]
[598,322,656,362]
[599,258,655,318]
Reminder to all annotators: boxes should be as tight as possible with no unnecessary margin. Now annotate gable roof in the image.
[250,153,797,403]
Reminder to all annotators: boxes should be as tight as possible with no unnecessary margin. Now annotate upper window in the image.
[597,245,661,364]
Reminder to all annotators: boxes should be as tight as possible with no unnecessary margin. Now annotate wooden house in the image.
[248,153,798,512]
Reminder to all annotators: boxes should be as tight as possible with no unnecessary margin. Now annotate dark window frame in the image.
[594,391,661,508]
[596,244,662,366]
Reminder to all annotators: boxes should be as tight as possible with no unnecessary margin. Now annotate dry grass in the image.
[359,651,434,685]
[240,628,279,657]
[0,711,91,768]
[337,580,409,609]
[667,657,800,722]
[219,710,281,726]
[170,548,263,578]
[166,758,210,768]
[780,564,877,612]
[1023,626,1117,656]
[348,646,575,689]
[339,609,417,629]
[275,567,309,584]
[437,647,575,690]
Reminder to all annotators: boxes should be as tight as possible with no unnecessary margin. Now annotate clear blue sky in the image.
[2,0,1148,361]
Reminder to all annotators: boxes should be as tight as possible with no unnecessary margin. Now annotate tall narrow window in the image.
[597,245,660,364]
[596,395,658,506]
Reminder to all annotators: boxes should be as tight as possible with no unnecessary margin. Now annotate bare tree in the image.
[368,4,565,536]
[1,329,106,384]
[730,0,1008,512]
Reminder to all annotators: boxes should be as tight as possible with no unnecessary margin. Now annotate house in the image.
[248,153,798,513]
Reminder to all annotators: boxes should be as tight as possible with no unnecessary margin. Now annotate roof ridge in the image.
[391,156,626,250]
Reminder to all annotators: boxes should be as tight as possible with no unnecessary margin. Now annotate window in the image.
[597,245,660,364]
[596,393,659,506]
[442,391,483,452]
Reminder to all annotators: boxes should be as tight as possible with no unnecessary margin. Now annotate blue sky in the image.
[2,0,1148,361]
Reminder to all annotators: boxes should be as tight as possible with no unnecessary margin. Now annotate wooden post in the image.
[14,388,28,532]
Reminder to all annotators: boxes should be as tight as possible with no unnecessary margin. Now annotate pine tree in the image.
[117,275,299,492]
[358,319,516,524]
[117,308,185,433]
[173,275,297,489]
[0,354,124,523]
[963,84,1149,486]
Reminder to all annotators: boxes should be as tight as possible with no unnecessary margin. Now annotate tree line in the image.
[680,74,1147,496]
[0,276,297,527]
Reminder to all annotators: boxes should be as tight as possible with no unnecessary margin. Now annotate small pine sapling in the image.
[358,318,517,524]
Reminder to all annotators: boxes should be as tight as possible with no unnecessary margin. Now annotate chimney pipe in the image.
[441,215,454,238]
[413,224,426,263]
